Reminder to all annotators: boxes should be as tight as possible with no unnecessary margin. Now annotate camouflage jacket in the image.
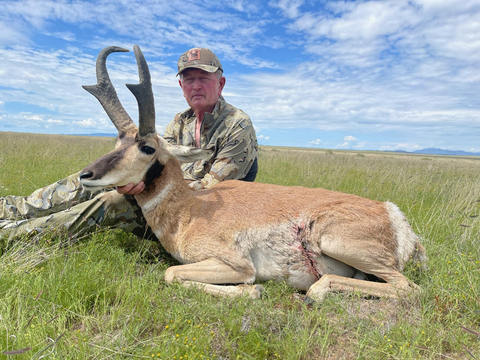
[164,96,258,189]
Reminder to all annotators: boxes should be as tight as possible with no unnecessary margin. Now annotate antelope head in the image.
[79,45,211,190]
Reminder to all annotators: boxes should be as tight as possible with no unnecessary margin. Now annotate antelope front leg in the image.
[306,273,416,303]
[164,259,263,299]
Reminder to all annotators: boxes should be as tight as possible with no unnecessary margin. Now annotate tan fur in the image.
[81,147,427,302]
[79,45,426,302]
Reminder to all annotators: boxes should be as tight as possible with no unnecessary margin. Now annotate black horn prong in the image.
[126,45,156,137]
[82,46,136,134]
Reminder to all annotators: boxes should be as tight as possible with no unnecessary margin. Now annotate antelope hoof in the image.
[251,284,264,299]
[303,296,316,305]
[239,284,264,299]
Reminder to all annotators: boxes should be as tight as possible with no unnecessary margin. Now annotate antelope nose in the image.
[79,171,93,180]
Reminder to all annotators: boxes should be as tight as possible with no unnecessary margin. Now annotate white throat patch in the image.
[142,182,174,214]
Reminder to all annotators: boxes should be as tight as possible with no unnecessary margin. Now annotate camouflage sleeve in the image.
[163,114,180,144]
[195,116,257,189]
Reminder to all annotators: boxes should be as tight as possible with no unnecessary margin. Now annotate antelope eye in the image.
[140,145,155,155]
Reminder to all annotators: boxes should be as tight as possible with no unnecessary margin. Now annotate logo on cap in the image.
[188,49,201,62]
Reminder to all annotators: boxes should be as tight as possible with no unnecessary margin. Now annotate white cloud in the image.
[289,0,480,75]
[269,0,304,18]
[308,138,321,146]
[336,136,364,149]
[50,31,76,42]
[1,1,480,151]
[46,119,65,125]
[223,0,261,13]
[300,1,416,41]
[258,134,270,141]
[0,14,30,46]
[23,114,43,121]
[74,118,94,128]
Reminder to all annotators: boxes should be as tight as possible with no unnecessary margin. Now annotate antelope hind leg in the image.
[164,259,263,299]
[306,273,417,303]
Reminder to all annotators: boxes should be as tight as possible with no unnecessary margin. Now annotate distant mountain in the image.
[395,148,480,156]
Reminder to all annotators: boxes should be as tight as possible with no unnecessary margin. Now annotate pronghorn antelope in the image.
[80,45,427,302]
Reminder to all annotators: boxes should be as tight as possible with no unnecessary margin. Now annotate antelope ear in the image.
[169,146,213,163]
[157,134,213,162]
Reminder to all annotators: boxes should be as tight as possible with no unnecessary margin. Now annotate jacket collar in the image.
[180,96,226,125]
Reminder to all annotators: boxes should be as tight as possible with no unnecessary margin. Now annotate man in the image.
[0,47,258,245]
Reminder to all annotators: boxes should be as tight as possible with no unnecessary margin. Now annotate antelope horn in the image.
[82,46,136,133]
[126,45,156,137]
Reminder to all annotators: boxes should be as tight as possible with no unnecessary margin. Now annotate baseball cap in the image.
[177,47,223,76]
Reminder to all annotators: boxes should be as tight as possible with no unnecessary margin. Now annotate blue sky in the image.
[1,0,480,152]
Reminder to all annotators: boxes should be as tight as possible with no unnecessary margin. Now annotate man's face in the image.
[179,68,225,114]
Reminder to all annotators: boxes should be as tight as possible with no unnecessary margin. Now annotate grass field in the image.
[1,131,479,359]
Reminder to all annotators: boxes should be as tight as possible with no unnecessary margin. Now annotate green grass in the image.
[0,132,115,195]
[1,132,479,359]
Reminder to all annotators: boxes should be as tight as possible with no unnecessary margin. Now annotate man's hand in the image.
[116,182,145,195]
